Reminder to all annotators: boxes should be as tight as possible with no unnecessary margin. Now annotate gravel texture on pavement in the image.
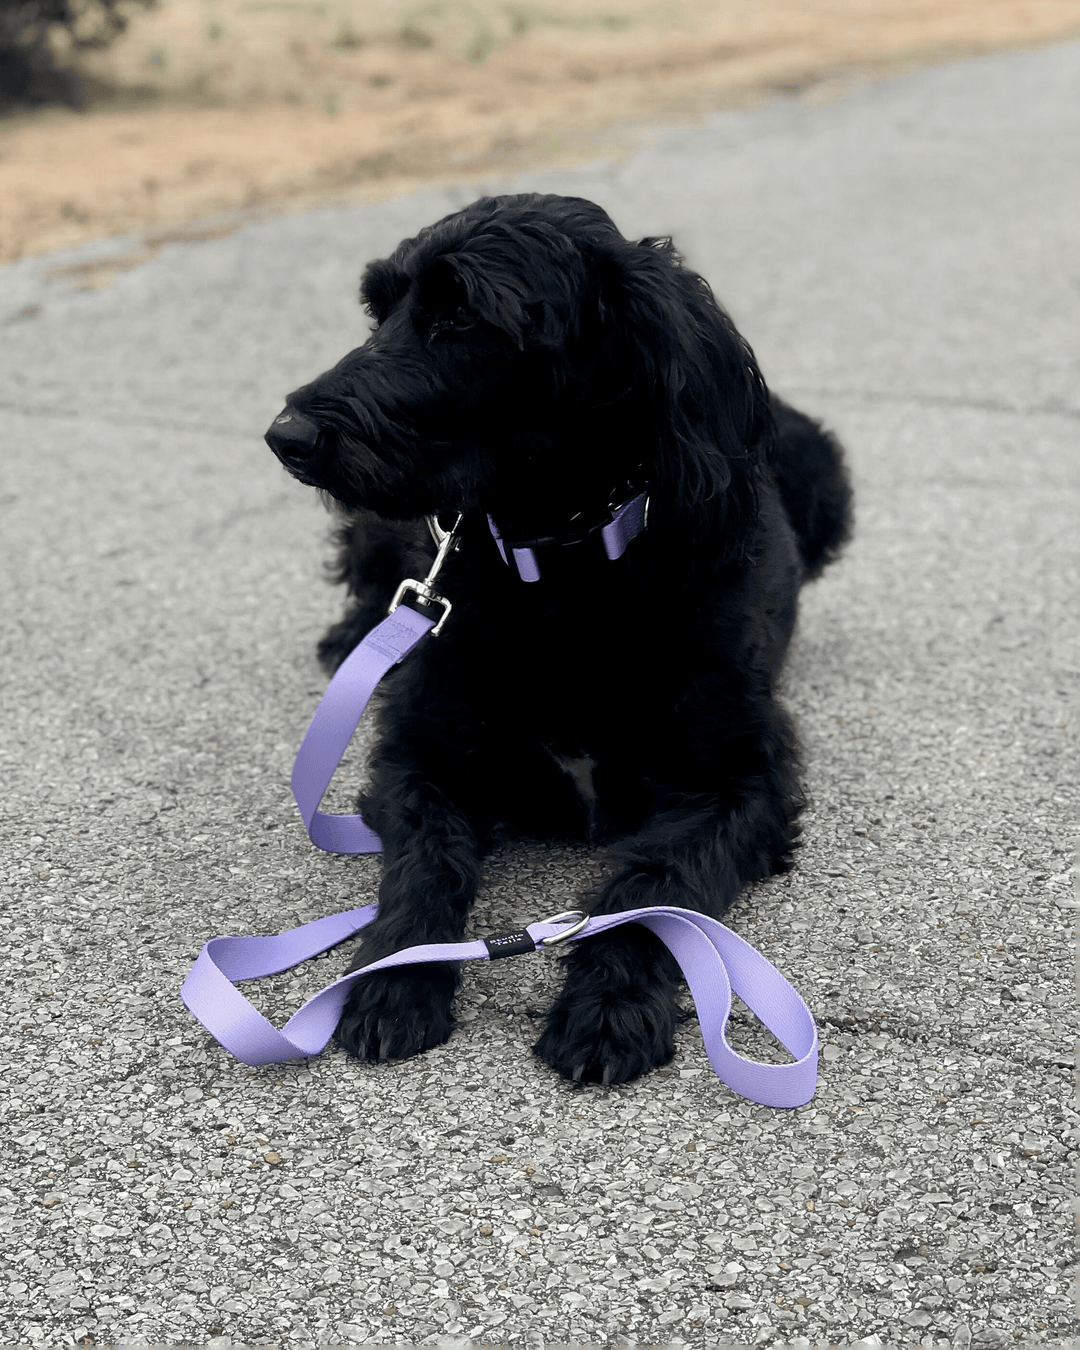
[1,38,1077,1350]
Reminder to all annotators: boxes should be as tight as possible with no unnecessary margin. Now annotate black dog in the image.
[265,193,851,1084]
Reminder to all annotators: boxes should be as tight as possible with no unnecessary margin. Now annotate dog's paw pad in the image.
[334,967,455,1062]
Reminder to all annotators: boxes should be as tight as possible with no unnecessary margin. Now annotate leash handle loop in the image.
[181,905,818,1106]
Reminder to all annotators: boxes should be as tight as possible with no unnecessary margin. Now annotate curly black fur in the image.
[265,193,852,1084]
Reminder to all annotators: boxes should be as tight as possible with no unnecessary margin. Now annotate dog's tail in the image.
[769,397,853,581]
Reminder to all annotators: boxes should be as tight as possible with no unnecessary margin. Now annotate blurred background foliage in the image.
[0,0,154,109]
[3,0,716,110]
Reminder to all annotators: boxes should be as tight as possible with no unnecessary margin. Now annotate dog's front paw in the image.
[533,935,678,1084]
[334,965,456,1062]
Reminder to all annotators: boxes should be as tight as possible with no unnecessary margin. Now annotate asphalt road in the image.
[1,38,1077,1350]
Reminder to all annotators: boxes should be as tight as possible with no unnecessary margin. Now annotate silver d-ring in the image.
[539,910,589,948]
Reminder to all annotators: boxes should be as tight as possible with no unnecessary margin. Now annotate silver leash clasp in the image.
[388,513,462,637]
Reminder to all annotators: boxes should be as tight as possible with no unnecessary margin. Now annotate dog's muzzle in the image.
[265,409,325,482]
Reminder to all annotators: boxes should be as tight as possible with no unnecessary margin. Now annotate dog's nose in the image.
[265,409,323,464]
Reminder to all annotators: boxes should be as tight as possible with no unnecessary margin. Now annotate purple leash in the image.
[290,602,433,854]
[182,903,817,1106]
[181,515,820,1106]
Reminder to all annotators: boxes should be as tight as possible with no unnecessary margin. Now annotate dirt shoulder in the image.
[4,0,1080,268]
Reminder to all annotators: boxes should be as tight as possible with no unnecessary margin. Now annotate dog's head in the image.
[266,193,772,556]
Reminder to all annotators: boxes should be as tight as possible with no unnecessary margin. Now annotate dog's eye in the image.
[428,307,476,339]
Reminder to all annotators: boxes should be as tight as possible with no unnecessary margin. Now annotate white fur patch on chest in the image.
[542,744,599,810]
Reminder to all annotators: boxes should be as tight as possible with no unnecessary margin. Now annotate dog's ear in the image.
[596,238,773,560]
[360,259,410,326]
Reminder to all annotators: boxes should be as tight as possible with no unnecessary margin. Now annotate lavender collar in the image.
[488,489,649,583]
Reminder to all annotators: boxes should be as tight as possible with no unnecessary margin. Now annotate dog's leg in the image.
[534,771,799,1085]
[334,763,481,1062]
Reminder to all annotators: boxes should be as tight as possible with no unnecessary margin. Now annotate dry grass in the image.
[4,0,1080,263]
